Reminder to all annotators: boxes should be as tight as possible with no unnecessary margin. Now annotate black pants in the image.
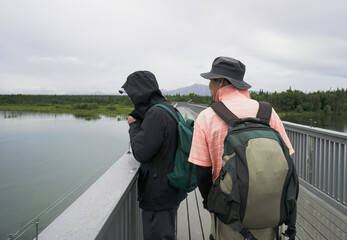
[142,208,176,240]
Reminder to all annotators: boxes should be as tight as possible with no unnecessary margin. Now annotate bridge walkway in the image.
[177,183,347,240]
[176,103,347,240]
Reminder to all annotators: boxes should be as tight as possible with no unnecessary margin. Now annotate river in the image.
[281,112,347,133]
[0,111,129,240]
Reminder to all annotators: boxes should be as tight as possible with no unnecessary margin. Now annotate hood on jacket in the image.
[122,71,164,106]
[122,71,166,120]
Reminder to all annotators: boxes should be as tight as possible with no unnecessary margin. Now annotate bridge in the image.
[23,103,347,239]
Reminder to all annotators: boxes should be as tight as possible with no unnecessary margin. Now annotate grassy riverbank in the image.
[277,111,320,118]
[1,93,346,129]
[0,104,133,118]
[1,103,344,120]
[0,95,134,119]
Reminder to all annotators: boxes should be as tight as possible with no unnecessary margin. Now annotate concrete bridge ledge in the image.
[38,152,140,240]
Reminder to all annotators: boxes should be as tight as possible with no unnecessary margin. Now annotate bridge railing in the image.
[36,151,142,240]
[283,121,347,211]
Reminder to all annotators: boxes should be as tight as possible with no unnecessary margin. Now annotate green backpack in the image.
[154,104,197,192]
[208,101,299,240]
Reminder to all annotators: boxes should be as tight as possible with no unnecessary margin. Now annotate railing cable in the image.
[8,157,112,240]
[12,222,35,240]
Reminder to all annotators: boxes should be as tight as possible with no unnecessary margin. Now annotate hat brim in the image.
[200,72,251,90]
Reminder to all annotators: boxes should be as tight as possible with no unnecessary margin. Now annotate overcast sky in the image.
[0,0,346,94]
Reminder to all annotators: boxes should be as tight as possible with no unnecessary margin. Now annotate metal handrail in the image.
[283,121,347,209]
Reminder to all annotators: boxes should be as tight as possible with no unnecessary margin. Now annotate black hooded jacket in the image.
[122,71,186,211]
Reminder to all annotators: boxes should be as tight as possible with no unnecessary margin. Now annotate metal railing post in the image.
[127,142,131,154]
[36,219,39,240]
[306,135,313,184]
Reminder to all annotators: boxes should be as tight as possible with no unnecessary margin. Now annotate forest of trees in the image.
[0,88,346,114]
[0,94,133,106]
[251,88,346,114]
[167,88,346,114]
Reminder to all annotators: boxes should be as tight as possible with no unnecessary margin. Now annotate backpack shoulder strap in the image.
[152,104,178,178]
[211,101,239,126]
[154,104,179,123]
[256,101,272,124]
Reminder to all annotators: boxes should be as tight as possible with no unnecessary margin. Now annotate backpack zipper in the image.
[227,125,277,137]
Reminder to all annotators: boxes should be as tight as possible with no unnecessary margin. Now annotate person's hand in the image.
[127,116,136,125]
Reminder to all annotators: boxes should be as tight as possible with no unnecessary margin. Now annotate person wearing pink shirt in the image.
[188,56,294,240]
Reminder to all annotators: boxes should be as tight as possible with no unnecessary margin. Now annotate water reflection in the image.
[1,111,128,122]
[73,114,101,121]
[1,111,71,119]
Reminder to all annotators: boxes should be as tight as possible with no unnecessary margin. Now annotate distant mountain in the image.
[62,84,210,96]
[162,84,210,96]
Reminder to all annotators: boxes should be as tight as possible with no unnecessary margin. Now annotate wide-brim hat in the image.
[201,56,251,90]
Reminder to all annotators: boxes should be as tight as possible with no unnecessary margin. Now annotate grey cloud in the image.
[0,0,346,94]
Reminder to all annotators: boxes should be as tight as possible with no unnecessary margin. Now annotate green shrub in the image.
[296,105,303,113]
[324,105,332,115]
[73,103,87,109]
[86,103,99,110]
[106,105,117,111]
[73,103,99,110]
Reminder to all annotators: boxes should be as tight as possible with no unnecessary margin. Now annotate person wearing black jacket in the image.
[121,70,186,240]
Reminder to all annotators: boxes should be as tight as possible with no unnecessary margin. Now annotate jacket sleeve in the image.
[129,108,164,163]
[196,165,213,209]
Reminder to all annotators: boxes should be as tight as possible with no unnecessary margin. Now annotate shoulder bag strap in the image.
[211,101,239,126]
[154,104,179,123]
[256,101,272,124]
[152,104,179,177]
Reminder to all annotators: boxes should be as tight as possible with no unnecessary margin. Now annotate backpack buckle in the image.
[283,227,296,240]
[239,228,257,240]
[224,194,233,203]
[219,168,227,180]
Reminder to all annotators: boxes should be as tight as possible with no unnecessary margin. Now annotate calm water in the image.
[281,112,347,133]
[0,111,129,239]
